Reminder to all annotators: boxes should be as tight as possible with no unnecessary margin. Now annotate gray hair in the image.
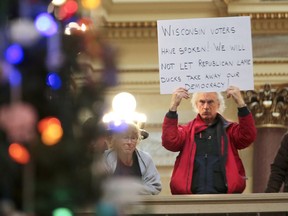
[110,121,141,148]
[190,92,226,114]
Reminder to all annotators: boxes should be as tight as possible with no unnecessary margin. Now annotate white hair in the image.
[190,92,226,114]
[110,121,141,149]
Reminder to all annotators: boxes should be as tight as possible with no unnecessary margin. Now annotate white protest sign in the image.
[157,16,254,94]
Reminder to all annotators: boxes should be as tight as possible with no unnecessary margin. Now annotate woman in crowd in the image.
[265,131,288,192]
[102,122,162,195]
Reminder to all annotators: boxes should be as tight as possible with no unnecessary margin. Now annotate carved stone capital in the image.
[243,83,288,128]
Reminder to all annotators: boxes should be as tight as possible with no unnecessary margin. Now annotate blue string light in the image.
[46,72,62,90]
[4,44,24,64]
[34,13,58,36]
[9,68,22,87]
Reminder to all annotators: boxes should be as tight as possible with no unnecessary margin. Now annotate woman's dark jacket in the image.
[266,132,288,192]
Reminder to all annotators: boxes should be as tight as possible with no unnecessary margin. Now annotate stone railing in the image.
[75,193,288,215]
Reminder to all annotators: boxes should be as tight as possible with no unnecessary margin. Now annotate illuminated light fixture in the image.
[112,92,137,116]
[103,92,147,131]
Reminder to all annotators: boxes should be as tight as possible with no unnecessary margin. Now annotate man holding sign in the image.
[157,16,254,94]
[161,86,256,194]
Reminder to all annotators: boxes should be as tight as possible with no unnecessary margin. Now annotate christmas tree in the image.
[0,0,117,215]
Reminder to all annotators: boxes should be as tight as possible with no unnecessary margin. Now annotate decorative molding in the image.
[250,16,288,34]
[254,72,288,77]
[239,12,288,19]
[101,13,288,27]
[254,58,288,63]
[104,28,157,39]
[227,1,288,34]
[115,68,158,73]
[117,80,159,85]
[100,19,288,39]
[97,0,288,36]
[103,21,157,28]
[100,20,157,39]
[100,0,221,23]
[254,124,288,129]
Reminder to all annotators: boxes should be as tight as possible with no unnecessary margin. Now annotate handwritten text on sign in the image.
[157,16,254,94]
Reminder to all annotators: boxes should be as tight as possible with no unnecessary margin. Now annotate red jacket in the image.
[162,112,256,194]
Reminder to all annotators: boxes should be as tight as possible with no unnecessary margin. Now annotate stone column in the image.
[252,126,287,193]
[243,84,288,193]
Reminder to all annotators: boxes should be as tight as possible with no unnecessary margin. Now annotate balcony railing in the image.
[75,193,288,215]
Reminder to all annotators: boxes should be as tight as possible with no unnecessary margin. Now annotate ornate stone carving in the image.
[243,84,288,127]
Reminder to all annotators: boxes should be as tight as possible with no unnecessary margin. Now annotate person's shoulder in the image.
[282,132,288,143]
[103,148,113,154]
[283,132,288,137]
[136,148,153,159]
[103,149,116,160]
